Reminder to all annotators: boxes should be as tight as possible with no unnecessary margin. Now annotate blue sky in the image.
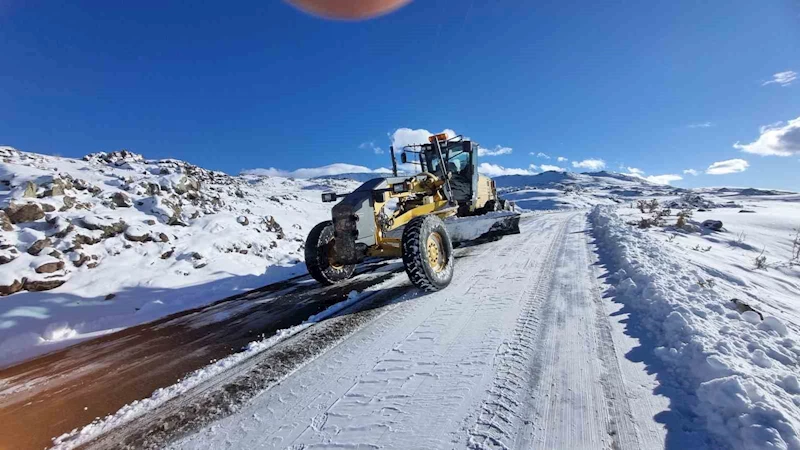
[1,1,799,189]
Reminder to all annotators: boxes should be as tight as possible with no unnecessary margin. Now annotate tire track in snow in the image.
[467,213,570,450]
[276,217,556,449]
[468,213,640,450]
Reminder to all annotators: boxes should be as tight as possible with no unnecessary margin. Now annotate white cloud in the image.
[478,145,513,157]
[556,156,568,162]
[529,152,550,159]
[688,122,713,128]
[626,167,645,176]
[390,127,457,150]
[478,162,535,176]
[242,163,390,179]
[706,159,749,175]
[644,174,682,185]
[540,164,566,172]
[571,158,606,171]
[359,141,384,154]
[683,169,700,176]
[733,117,800,156]
[762,70,797,87]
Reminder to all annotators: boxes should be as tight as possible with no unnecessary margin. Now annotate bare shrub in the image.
[676,209,693,228]
[791,227,800,266]
[754,248,768,270]
[638,217,654,229]
[698,278,716,289]
[636,199,660,214]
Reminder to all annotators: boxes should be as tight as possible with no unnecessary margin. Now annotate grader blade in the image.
[444,211,521,244]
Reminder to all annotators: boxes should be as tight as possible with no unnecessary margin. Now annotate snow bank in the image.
[590,206,800,450]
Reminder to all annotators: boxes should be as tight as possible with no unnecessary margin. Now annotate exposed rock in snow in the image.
[0,210,13,231]
[27,238,52,256]
[110,191,132,208]
[0,278,23,296]
[4,202,45,223]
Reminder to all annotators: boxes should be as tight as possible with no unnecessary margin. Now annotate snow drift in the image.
[590,206,799,450]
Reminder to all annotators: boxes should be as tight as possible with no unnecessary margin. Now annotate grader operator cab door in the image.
[420,140,481,213]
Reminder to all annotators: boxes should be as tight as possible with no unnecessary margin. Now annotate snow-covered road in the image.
[140,211,664,450]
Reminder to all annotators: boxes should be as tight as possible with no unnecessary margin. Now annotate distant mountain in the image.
[494,171,578,188]
[319,169,671,192]
[583,171,656,184]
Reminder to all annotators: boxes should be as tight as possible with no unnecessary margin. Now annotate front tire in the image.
[305,221,356,285]
[401,215,454,292]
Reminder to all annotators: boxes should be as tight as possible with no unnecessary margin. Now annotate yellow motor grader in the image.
[305,133,519,292]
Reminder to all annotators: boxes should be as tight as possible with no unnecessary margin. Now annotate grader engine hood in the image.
[329,177,407,265]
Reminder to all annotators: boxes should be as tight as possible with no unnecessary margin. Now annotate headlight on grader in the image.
[391,183,406,194]
[321,192,337,203]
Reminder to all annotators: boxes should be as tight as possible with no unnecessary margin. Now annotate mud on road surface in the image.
[0,261,402,450]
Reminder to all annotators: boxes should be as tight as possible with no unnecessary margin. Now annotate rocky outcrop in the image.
[60,196,76,211]
[124,226,152,242]
[4,202,45,223]
[111,192,133,208]
[173,175,200,195]
[263,215,285,239]
[27,238,52,256]
[22,181,37,198]
[0,279,23,296]
[23,278,66,292]
[0,210,12,231]
[35,260,65,274]
[0,146,321,298]
[72,253,90,267]
[79,216,127,238]
[0,249,18,265]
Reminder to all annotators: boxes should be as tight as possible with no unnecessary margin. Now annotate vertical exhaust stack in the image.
[390,146,398,177]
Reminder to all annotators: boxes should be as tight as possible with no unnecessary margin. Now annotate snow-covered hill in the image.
[492,170,678,210]
[0,147,357,364]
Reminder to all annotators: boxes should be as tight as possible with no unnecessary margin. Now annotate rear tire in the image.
[401,215,454,292]
[305,221,356,285]
[499,199,511,211]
